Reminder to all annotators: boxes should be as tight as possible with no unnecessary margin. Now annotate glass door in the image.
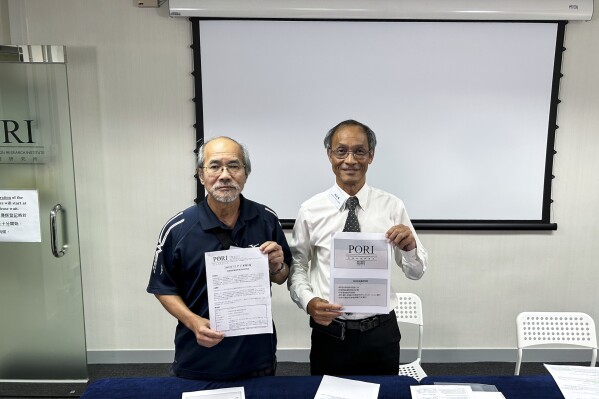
[0,45,87,381]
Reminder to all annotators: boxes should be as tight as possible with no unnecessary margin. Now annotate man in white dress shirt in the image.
[288,119,428,375]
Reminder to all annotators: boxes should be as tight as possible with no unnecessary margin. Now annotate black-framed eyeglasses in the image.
[328,147,371,160]
[201,163,245,177]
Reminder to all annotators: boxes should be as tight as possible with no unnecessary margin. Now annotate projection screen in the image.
[193,20,562,230]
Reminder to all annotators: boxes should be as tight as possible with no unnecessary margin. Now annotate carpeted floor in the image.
[0,361,574,399]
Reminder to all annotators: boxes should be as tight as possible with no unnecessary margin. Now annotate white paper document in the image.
[433,383,503,395]
[411,385,474,399]
[0,189,41,242]
[315,375,380,399]
[205,247,272,337]
[472,394,505,399]
[330,232,391,313]
[545,363,599,399]
[182,386,245,399]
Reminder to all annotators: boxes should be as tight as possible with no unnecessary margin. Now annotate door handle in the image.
[50,204,68,258]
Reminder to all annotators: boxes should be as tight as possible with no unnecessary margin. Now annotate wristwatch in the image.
[269,262,286,275]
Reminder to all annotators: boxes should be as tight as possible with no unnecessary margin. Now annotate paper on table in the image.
[314,375,380,399]
[434,382,499,392]
[472,393,505,399]
[411,385,474,399]
[330,232,391,314]
[182,386,245,399]
[545,363,599,399]
[205,247,272,337]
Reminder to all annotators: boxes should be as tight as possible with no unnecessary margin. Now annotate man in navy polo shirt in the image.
[147,136,291,380]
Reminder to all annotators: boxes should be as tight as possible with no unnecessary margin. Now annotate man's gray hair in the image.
[196,136,252,177]
[323,119,377,151]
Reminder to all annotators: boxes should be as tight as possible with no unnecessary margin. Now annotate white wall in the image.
[7,0,599,363]
[0,0,9,43]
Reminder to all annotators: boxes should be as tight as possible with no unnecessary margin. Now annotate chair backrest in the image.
[396,293,423,326]
[517,312,597,349]
[395,293,424,361]
[515,311,598,375]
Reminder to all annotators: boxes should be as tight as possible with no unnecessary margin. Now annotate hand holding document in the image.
[330,232,391,314]
[182,387,244,399]
[205,247,272,337]
[314,375,380,399]
[545,363,599,399]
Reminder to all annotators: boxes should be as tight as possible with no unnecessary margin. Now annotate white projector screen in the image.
[194,20,561,229]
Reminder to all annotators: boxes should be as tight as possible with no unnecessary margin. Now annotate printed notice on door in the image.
[0,190,41,242]
[330,232,391,314]
[205,247,273,337]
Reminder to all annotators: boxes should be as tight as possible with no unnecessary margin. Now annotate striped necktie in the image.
[343,196,360,232]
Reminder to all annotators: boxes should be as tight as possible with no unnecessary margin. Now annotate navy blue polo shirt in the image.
[147,195,292,380]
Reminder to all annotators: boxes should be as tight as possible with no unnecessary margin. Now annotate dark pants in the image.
[170,360,276,380]
[309,313,401,376]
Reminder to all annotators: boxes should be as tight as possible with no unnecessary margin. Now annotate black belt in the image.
[339,312,394,332]
[310,311,395,340]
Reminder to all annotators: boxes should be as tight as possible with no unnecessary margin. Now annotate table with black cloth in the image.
[79,375,563,399]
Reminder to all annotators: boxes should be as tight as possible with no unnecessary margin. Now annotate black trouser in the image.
[309,312,401,376]
[170,360,276,380]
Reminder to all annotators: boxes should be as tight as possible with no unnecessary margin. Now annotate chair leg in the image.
[417,326,423,361]
[515,349,522,376]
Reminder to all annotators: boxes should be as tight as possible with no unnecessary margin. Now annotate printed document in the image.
[205,247,272,337]
[0,190,41,242]
[330,232,391,313]
[433,383,504,396]
[314,375,380,399]
[411,385,474,399]
[182,386,244,399]
[545,363,599,399]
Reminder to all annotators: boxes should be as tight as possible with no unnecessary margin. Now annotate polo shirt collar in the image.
[197,194,258,231]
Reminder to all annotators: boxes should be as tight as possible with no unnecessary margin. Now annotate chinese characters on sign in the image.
[0,190,41,242]
[0,146,46,163]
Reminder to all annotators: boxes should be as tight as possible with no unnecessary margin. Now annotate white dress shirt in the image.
[288,183,428,319]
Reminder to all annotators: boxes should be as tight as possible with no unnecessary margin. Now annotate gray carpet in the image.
[0,361,576,399]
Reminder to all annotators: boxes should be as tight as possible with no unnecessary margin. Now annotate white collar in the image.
[327,183,369,211]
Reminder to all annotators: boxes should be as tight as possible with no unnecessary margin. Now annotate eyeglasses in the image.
[329,147,371,160]
[201,163,245,177]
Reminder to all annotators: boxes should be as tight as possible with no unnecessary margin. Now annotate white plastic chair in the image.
[515,311,598,375]
[395,293,427,381]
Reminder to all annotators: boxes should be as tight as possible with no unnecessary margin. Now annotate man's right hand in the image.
[190,315,225,348]
[307,297,343,326]
[154,294,225,348]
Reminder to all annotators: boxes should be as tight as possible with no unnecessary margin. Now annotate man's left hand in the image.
[260,241,284,272]
[385,224,417,251]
